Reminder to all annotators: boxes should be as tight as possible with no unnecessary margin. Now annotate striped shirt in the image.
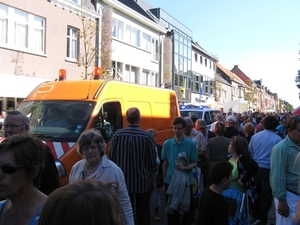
[109,125,156,194]
[270,135,300,199]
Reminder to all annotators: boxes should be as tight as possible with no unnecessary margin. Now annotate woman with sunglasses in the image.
[0,133,47,225]
[69,129,134,225]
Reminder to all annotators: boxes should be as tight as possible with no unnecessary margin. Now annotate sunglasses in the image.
[0,166,26,174]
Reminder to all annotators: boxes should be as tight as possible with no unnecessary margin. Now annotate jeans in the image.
[129,191,151,225]
[252,168,273,223]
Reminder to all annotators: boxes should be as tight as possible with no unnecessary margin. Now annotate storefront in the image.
[0,74,51,111]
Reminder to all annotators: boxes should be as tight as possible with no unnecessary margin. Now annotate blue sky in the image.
[146,0,300,108]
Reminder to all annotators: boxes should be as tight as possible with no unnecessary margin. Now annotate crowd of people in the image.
[1,108,300,225]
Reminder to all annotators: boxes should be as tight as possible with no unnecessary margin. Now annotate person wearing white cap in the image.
[224,115,245,139]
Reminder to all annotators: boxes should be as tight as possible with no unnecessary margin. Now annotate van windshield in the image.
[180,110,203,120]
[18,100,95,142]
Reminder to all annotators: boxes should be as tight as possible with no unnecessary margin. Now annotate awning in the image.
[0,74,51,98]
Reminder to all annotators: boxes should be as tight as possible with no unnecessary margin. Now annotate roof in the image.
[216,62,245,85]
[117,0,154,21]
[192,40,219,61]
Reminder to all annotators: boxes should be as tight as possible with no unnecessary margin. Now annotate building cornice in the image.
[49,0,100,19]
[101,0,166,34]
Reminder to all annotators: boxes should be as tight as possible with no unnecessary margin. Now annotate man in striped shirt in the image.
[270,115,300,225]
[109,107,157,225]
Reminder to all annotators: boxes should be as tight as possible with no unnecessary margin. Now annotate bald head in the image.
[126,107,140,125]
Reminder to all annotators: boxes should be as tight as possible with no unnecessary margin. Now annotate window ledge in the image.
[0,45,47,57]
[65,57,78,63]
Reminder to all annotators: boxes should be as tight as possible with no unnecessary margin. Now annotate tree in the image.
[295,69,300,89]
[77,15,97,80]
[244,79,255,110]
[10,51,37,77]
[213,73,223,102]
[76,1,113,80]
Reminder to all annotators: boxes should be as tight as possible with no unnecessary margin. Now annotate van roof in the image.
[25,80,105,100]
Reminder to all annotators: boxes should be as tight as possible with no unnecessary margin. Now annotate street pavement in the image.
[149,187,276,225]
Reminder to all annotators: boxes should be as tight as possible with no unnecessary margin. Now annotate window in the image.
[209,61,211,69]
[32,16,44,52]
[67,26,79,60]
[131,27,140,47]
[139,70,157,86]
[205,59,207,67]
[124,25,141,48]
[112,18,123,40]
[14,9,28,48]
[0,4,8,44]
[140,70,155,86]
[200,56,202,64]
[0,4,45,54]
[125,65,138,83]
[140,70,148,85]
[141,33,150,51]
[125,25,131,43]
[194,53,197,62]
[152,38,159,61]
[92,102,122,141]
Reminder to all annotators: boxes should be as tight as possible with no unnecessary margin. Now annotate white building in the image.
[95,0,166,87]
[191,41,218,103]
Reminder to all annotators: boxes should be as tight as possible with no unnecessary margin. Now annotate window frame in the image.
[66,26,79,61]
[0,3,45,54]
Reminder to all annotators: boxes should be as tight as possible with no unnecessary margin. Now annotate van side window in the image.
[92,102,122,143]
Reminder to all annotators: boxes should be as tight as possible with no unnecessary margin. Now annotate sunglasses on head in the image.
[0,166,26,174]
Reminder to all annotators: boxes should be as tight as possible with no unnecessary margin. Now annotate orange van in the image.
[18,79,180,184]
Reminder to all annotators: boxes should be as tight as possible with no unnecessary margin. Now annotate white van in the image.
[179,104,221,129]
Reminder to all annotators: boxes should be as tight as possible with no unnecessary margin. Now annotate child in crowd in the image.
[197,161,233,225]
[147,128,163,222]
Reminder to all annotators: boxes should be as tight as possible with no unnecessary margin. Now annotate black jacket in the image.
[39,146,60,195]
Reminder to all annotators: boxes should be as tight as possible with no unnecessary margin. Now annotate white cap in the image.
[226,115,237,122]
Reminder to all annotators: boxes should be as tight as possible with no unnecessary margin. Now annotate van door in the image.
[92,102,123,143]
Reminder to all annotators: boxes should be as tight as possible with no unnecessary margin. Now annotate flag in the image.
[200,84,203,100]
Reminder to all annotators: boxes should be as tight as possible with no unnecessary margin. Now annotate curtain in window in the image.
[125,25,130,44]
[0,18,7,43]
[141,71,147,85]
[112,19,117,38]
[142,33,150,51]
[117,21,123,40]
[131,28,140,47]
[67,28,78,59]
[70,29,78,59]
[129,66,136,83]
[148,73,156,86]
[14,9,28,48]
[124,65,130,82]
[0,5,8,44]
[32,16,44,52]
